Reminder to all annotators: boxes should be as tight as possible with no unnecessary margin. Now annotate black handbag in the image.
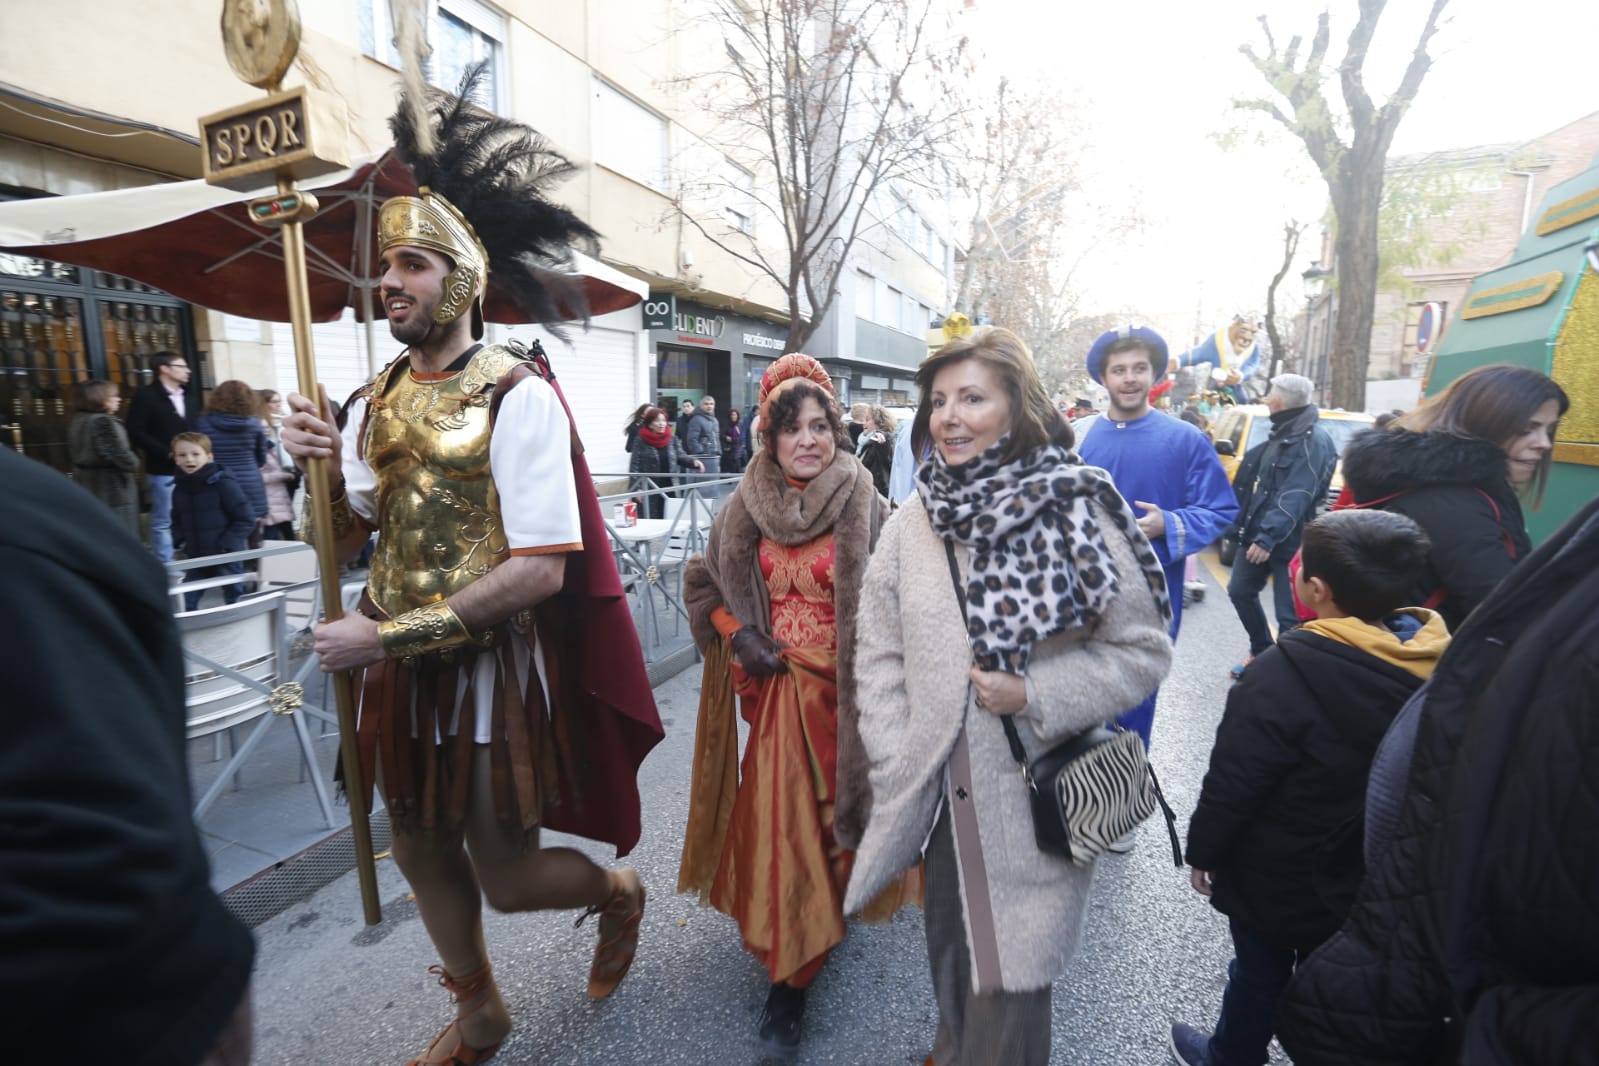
[943,540,1183,867]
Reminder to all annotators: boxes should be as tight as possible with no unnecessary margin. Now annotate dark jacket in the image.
[683,409,720,459]
[67,411,140,517]
[124,381,194,475]
[1275,496,1599,1066]
[0,446,255,1065]
[721,419,749,472]
[858,432,893,499]
[1186,622,1432,950]
[628,429,690,485]
[1340,428,1530,631]
[171,462,254,557]
[195,412,269,519]
[1231,403,1338,557]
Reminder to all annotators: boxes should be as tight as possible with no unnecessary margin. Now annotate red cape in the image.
[509,343,665,857]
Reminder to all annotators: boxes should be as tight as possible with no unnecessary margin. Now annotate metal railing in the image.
[591,469,743,661]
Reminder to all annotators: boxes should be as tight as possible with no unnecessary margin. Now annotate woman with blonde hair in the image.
[856,404,896,498]
[680,353,917,1058]
[842,327,1173,1065]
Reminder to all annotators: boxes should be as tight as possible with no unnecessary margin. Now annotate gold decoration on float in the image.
[1551,269,1599,467]
[1536,186,1599,237]
[1460,271,1565,320]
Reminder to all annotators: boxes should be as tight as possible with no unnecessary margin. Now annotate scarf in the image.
[638,424,673,449]
[916,435,1170,673]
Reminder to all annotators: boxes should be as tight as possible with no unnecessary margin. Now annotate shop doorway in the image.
[0,250,197,473]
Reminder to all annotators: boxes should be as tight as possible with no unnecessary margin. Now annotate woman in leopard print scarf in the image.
[841,327,1174,1066]
[917,434,1170,673]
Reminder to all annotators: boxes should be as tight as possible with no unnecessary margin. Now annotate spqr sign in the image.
[199,85,350,191]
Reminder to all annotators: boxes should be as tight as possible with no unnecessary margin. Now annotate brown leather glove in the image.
[730,628,787,677]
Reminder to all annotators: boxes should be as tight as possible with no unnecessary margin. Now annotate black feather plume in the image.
[389,61,602,326]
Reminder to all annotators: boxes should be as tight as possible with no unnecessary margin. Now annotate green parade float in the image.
[1421,150,1599,542]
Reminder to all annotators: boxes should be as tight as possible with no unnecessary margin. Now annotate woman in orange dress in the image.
[681,354,913,1057]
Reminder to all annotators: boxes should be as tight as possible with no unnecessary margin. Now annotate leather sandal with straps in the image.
[405,964,504,1066]
[577,868,645,999]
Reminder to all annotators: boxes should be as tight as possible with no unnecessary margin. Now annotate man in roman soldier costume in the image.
[281,67,663,1066]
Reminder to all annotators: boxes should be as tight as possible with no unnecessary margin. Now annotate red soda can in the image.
[624,500,638,525]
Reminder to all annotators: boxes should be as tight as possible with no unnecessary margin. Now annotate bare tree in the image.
[1264,220,1307,378]
[1238,0,1451,410]
[671,0,963,353]
[950,80,1135,378]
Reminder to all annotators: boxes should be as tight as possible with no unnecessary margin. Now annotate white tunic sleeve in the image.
[340,394,378,526]
[490,374,584,555]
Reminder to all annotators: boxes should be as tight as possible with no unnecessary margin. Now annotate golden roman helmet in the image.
[377,186,491,330]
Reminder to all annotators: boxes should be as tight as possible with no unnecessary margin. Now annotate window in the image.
[360,0,507,111]
[592,79,668,191]
[885,285,904,329]
[920,219,935,260]
[855,270,875,320]
[723,161,755,235]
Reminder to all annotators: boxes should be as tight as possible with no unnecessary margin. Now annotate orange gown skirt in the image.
[679,534,919,986]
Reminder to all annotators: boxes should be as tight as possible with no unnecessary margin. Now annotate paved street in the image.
[249,552,1289,1065]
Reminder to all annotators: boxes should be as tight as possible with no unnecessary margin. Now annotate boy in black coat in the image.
[1170,510,1451,1066]
[170,432,255,611]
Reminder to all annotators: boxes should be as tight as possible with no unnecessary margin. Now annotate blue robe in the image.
[1077,410,1238,746]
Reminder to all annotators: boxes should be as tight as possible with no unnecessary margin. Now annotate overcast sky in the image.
[969,0,1599,348]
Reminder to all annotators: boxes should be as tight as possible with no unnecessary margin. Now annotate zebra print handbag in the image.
[944,540,1182,868]
[998,715,1181,867]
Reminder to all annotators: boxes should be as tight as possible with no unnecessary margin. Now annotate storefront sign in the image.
[673,310,725,343]
[743,331,784,350]
[642,293,675,330]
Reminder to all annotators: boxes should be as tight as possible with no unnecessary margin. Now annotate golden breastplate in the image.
[362,345,527,617]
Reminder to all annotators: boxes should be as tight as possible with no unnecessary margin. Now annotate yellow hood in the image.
[1297,608,1451,680]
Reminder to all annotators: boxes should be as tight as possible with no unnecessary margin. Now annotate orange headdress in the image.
[757,353,833,421]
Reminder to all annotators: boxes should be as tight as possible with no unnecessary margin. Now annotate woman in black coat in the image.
[854,404,895,499]
[721,407,749,475]
[1339,364,1567,631]
[628,406,692,519]
[67,379,141,537]
[194,379,269,526]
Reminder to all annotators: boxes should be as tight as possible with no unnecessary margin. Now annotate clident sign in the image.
[673,310,726,341]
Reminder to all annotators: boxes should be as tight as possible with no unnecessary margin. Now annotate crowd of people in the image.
[11,66,1591,1066]
[68,354,305,608]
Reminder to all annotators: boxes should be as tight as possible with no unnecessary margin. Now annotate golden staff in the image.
[202,0,381,924]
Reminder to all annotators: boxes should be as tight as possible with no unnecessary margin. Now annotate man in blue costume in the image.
[1077,325,1238,758]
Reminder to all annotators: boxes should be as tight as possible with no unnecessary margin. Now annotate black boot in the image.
[756,981,806,1058]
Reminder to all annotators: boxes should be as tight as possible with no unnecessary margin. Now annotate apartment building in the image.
[0,0,954,475]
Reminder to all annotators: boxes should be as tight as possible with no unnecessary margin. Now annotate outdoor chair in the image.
[177,591,337,828]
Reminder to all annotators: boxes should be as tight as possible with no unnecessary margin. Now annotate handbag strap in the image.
[943,539,1032,769]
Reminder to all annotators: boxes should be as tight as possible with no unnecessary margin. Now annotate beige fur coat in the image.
[683,448,885,842]
[841,493,1173,992]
